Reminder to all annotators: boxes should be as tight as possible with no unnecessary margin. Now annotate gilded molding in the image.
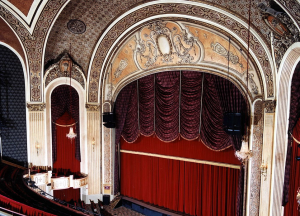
[85,104,101,112]
[264,100,276,113]
[27,103,46,111]
[120,150,240,169]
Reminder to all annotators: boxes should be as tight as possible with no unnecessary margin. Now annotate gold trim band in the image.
[53,122,77,127]
[120,149,240,169]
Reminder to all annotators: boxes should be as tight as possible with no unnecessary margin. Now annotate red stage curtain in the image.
[116,71,247,150]
[284,118,300,216]
[121,152,240,216]
[0,194,56,216]
[121,136,241,216]
[283,62,300,205]
[53,112,80,202]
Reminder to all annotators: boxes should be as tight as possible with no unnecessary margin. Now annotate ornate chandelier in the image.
[66,45,77,140]
[235,137,253,163]
[67,126,77,140]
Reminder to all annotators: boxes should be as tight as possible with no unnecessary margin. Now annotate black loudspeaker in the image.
[103,195,110,205]
[223,112,243,135]
[103,112,115,128]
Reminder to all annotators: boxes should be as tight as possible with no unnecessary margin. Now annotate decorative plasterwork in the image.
[135,21,202,69]
[0,0,68,102]
[105,20,262,102]
[242,72,259,95]
[264,100,276,113]
[67,19,86,34]
[88,3,274,103]
[249,100,264,216]
[277,0,300,29]
[27,103,46,111]
[85,104,100,112]
[211,42,243,67]
[44,53,86,89]
[114,59,128,80]
[258,3,300,67]
[103,127,111,184]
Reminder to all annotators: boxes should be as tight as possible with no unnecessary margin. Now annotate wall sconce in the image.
[35,141,40,156]
[260,160,267,181]
[92,138,95,152]
[296,188,300,207]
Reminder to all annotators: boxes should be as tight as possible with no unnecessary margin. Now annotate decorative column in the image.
[102,102,113,196]
[248,100,264,216]
[259,100,276,216]
[27,103,46,166]
[86,104,101,199]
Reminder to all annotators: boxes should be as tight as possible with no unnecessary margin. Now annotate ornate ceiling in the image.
[0,0,300,102]
[44,0,273,75]
[45,0,146,74]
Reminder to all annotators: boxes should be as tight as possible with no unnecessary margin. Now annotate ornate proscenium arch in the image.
[107,20,262,105]
[88,2,275,104]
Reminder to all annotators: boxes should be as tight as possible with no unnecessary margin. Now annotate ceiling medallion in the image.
[67,19,86,34]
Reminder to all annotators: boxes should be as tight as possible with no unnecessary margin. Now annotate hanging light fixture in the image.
[66,44,77,140]
[297,188,300,208]
[67,126,77,139]
[235,0,253,163]
[235,136,253,163]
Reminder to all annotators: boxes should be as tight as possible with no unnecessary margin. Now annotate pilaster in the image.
[259,100,276,216]
[86,104,101,196]
[27,103,46,166]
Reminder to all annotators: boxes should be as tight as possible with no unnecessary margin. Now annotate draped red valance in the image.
[115,71,247,150]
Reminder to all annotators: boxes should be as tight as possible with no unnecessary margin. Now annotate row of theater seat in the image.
[0,163,89,216]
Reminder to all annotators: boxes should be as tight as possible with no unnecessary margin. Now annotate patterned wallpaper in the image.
[0,45,27,165]
[45,0,145,74]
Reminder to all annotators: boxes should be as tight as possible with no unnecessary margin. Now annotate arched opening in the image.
[272,42,300,215]
[0,44,27,166]
[283,61,300,215]
[50,85,81,202]
[113,71,249,215]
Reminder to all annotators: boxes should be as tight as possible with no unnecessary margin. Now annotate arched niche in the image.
[45,78,87,174]
[0,43,28,165]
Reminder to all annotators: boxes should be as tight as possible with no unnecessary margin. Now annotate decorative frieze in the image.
[27,103,46,111]
[86,104,101,112]
[264,100,276,113]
